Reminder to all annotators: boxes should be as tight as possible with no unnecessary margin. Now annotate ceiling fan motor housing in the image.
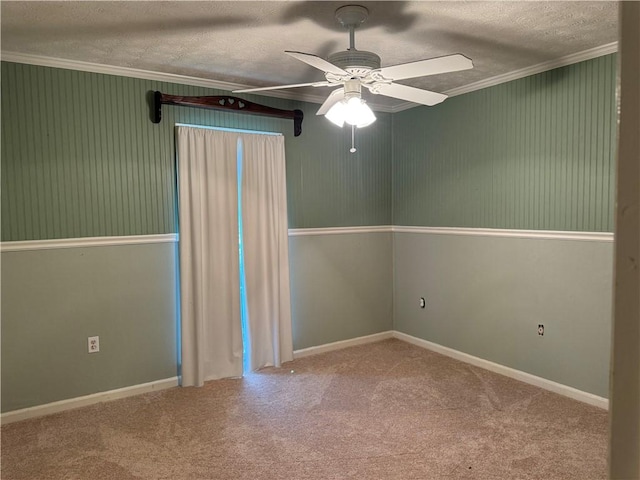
[328,50,381,75]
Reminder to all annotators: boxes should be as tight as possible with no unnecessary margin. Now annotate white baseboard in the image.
[1,377,179,425]
[293,331,394,359]
[2,331,608,424]
[393,331,609,410]
[294,331,608,409]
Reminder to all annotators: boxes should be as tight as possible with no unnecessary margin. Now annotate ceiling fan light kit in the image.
[325,79,376,128]
[233,4,473,148]
[325,97,376,128]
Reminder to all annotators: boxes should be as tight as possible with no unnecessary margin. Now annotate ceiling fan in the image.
[234,4,473,128]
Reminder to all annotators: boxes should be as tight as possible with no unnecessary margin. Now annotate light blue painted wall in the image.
[289,232,393,349]
[1,242,179,412]
[393,232,613,397]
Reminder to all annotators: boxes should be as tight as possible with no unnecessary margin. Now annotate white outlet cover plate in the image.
[88,336,100,353]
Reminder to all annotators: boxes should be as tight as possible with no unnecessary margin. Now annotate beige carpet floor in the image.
[1,339,608,479]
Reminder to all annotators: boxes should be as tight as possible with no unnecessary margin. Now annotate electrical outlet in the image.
[537,324,544,336]
[88,336,100,353]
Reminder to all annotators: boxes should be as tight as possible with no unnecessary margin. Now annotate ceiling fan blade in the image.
[316,88,345,116]
[285,51,349,76]
[377,54,473,81]
[233,81,330,93]
[372,83,448,106]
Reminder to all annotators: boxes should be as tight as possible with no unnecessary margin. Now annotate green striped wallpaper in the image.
[1,53,618,240]
[1,62,392,241]
[393,54,617,232]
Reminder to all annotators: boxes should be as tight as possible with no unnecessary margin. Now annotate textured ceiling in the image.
[0,1,618,109]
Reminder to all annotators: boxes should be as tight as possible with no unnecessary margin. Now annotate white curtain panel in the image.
[242,134,294,371]
[177,126,243,386]
[177,126,293,385]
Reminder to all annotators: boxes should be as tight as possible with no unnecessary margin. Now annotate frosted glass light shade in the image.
[325,97,376,128]
[325,100,347,127]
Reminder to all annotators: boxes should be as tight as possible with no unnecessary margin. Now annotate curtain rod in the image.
[151,91,304,137]
[175,124,282,136]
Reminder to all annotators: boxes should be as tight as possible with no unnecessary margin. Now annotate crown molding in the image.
[0,51,250,90]
[443,42,619,98]
[2,42,617,116]
[0,51,395,113]
[390,41,619,113]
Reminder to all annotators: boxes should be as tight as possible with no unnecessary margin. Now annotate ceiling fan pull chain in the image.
[350,125,357,153]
